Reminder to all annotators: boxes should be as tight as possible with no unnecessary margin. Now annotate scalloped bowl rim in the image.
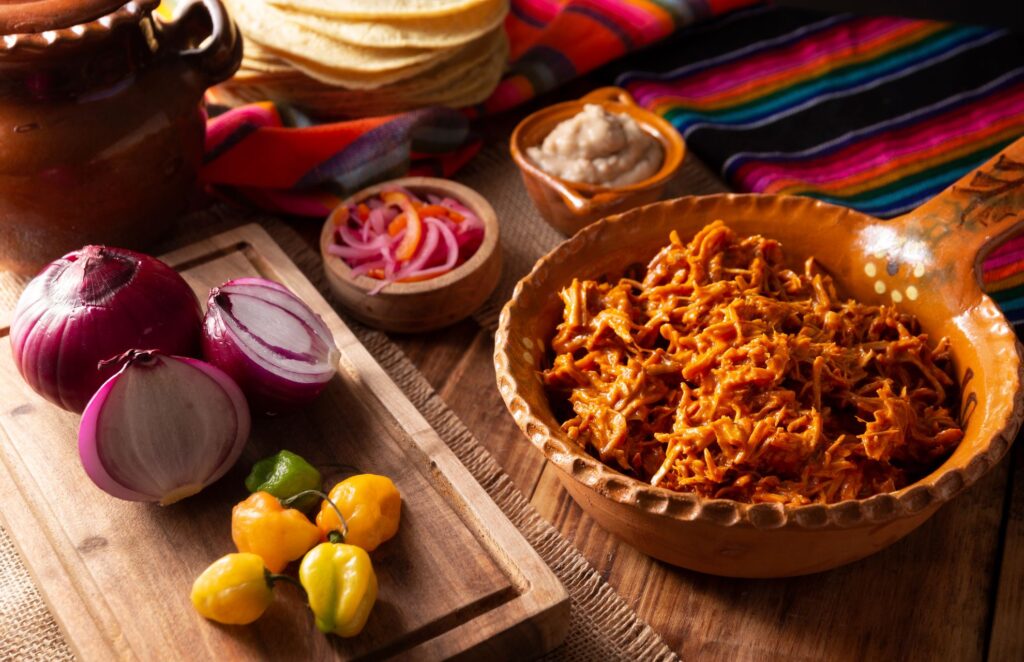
[494,192,1024,531]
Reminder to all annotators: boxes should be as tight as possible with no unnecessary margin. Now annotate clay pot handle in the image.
[894,137,1024,290]
[580,86,638,108]
[155,0,242,87]
[545,175,624,216]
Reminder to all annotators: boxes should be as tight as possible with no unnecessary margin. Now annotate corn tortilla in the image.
[254,29,504,99]
[215,32,507,118]
[224,0,449,74]
[270,27,502,90]
[284,0,507,49]
[265,0,493,20]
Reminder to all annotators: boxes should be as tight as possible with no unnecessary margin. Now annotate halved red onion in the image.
[11,246,202,412]
[79,351,250,505]
[201,278,340,414]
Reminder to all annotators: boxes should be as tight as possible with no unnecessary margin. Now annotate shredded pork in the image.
[542,221,963,505]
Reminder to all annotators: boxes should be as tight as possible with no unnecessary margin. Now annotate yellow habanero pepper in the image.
[232,491,322,572]
[190,553,274,625]
[316,474,401,551]
[299,541,378,637]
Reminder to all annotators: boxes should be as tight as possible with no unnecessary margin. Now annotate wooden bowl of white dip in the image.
[511,87,685,235]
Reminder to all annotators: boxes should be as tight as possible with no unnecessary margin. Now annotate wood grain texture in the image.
[364,108,1020,656]
[535,461,1008,661]
[0,225,568,661]
[393,328,1024,661]
[988,441,1023,662]
[395,324,547,501]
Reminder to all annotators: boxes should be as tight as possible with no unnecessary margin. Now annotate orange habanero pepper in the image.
[232,491,321,572]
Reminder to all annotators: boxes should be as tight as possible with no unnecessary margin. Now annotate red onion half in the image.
[11,246,202,412]
[201,278,340,414]
[79,351,250,505]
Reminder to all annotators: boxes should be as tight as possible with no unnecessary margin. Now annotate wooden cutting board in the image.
[0,224,569,660]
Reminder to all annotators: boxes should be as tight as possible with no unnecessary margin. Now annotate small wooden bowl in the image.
[321,177,501,332]
[496,139,1024,577]
[510,86,685,236]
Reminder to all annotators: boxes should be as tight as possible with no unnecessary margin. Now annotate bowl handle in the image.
[154,0,243,87]
[890,137,1024,295]
[530,87,645,217]
[580,86,638,107]
[546,175,625,216]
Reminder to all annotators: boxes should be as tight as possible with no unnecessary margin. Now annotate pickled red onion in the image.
[329,187,484,294]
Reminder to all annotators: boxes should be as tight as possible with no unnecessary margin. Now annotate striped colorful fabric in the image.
[618,5,1024,322]
[486,0,751,113]
[983,234,1024,320]
[197,0,746,214]
[203,104,478,217]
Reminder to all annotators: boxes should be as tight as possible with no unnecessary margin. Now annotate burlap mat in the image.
[0,141,727,661]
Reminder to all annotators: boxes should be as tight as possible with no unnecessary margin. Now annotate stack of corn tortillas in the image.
[215,0,509,118]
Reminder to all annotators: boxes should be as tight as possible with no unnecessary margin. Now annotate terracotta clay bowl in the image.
[510,87,685,236]
[321,177,501,333]
[495,138,1024,578]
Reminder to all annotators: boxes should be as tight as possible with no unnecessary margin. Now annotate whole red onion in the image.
[10,246,202,412]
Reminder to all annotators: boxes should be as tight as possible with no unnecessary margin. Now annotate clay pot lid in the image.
[0,0,153,34]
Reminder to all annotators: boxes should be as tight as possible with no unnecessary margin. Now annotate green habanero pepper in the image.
[299,539,378,638]
[245,450,322,510]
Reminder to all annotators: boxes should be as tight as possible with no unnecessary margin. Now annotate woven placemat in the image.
[0,142,726,661]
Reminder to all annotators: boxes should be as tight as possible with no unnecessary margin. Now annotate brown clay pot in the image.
[0,0,242,274]
[510,87,685,236]
[495,137,1024,577]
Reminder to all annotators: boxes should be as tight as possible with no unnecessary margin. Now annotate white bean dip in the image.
[527,104,663,187]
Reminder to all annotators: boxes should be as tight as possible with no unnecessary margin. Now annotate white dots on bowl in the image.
[522,337,534,350]
[522,349,532,363]
[867,259,921,304]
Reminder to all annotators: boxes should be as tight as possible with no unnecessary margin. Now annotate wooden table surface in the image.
[303,141,1024,660]
[390,320,1024,662]
[295,106,1024,658]
[295,204,1024,661]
